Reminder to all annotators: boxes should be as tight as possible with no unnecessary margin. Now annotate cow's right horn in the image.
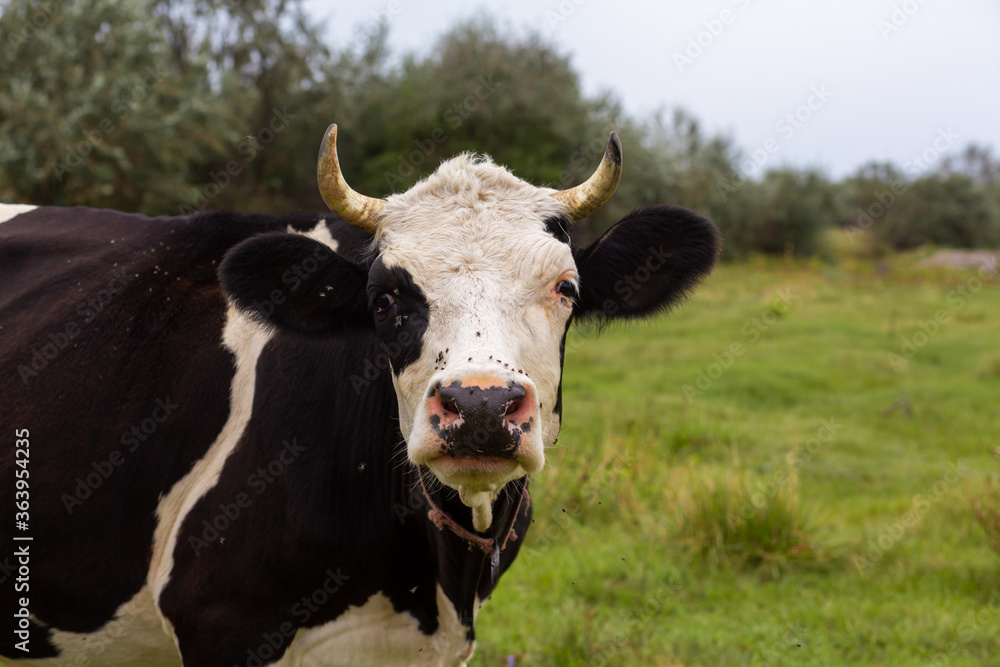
[317,124,386,235]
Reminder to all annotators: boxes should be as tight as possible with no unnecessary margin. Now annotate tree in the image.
[877,175,1000,250]
[327,17,599,203]
[716,169,837,259]
[0,0,234,212]
[9,5,990,259]
[939,143,1000,185]
[149,0,333,212]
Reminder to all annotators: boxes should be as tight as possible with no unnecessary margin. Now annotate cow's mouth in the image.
[429,452,519,478]
[423,453,525,531]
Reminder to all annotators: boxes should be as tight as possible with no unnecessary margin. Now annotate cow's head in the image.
[221,125,719,530]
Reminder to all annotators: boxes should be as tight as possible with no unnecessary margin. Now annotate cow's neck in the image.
[404,461,531,637]
[417,467,528,557]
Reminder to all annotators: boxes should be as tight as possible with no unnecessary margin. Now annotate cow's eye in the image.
[555,280,577,300]
[373,293,396,320]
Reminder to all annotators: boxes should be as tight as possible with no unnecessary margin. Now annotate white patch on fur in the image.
[0,203,36,223]
[9,587,179,667]
[288,219,339,251]
[377,155,573,494]
[6,308,273,667]
[6,237,273,667]
[148,304,275,621]
[273,586,473,667]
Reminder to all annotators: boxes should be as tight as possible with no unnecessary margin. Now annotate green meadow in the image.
[475,234,1000,666]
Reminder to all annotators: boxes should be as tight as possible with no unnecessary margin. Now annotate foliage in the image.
[673,450,826,574]
[2,5,999,257]
[0,0,233,211]
[333,19,598,201]
[719,169,839,259]
[0,0,331,213]
[149,0,334,212]
[876,175,1000,251]
[972,452,1000,560]
[843,150,1000,254]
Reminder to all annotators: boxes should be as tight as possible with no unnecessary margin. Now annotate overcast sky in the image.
[304,0,1000,179]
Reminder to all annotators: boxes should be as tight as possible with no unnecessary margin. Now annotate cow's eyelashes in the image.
[555,280,577,300]
[373,293,396,321]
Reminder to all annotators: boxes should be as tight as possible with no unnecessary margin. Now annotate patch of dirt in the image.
[919,249,998,270]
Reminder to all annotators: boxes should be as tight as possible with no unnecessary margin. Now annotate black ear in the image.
[219,233,370,335]
[574,205,720,321]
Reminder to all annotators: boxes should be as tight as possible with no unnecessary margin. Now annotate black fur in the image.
[158,327,529,665]
[220,233,370,336]
[543,214,573,244]
[0,207,348,658]
[574,204,721,321]
[367,260,430,373]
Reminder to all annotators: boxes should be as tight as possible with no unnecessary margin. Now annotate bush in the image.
[673,450,826,575]
[875,175,1000,250]
[712,169,837,259]
[972,452,1000,559]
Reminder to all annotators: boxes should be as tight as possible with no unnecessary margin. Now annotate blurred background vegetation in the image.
[2,0,999,257]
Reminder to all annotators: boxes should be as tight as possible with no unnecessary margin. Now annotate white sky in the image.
[305,0,1000,178]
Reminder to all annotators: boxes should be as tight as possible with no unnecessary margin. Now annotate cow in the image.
[0,125,719,666]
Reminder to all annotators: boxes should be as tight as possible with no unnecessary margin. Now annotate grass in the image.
[473,233,1000,666]
[973,456,1000,560]
[672,451,829,576]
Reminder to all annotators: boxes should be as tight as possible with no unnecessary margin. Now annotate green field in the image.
[474,236,1000,666]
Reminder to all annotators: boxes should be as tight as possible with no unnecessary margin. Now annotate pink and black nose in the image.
[426,379,537,458]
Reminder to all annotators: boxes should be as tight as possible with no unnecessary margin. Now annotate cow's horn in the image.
[552,132,623,221]
[317,124,385,235]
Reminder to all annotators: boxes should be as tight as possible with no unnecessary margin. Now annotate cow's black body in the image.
[0,207,529,665]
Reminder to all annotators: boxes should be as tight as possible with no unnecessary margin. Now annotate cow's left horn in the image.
[552,132,623,221]
[317,124,386,235]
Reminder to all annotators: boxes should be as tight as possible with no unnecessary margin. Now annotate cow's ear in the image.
[574,205,720,321]
[220,233,370,335]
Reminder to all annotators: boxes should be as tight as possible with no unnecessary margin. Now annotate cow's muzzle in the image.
[426,378,537,459]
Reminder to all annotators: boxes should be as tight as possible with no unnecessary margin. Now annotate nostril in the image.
[504,399,523,418]
[437,388,459,415]
[440,396,459,416]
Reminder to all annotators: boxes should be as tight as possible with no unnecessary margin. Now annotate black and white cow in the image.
[0,126,719,666]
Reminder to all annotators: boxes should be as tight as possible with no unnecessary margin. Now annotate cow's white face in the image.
[372,157,576,519]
